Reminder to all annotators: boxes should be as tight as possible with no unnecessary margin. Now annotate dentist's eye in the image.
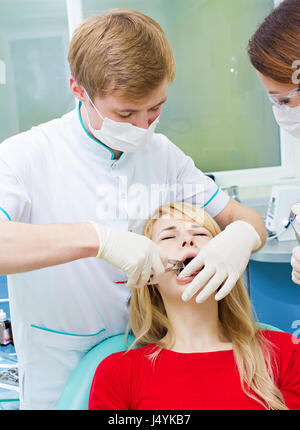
[119,114,132,119]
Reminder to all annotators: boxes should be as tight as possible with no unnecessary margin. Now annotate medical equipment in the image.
[147,259,186,284]
[266,185,300,241]
[165,259,186,275]
[0,367,18,386]
[289,210,300,244]
[0,310,12,346]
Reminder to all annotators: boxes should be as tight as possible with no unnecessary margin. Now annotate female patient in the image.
[89,203,300,410]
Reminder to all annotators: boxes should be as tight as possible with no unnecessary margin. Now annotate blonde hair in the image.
[68,8,176,101]
[128,202,288,410]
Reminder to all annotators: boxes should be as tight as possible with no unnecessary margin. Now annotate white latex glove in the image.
[291,203,300,224]
[291,204,300,285]
[90,222,168,288]
[291,247,300,285]
[179,221,262,303]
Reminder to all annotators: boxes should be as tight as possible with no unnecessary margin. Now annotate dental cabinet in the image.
[249,237,300,337]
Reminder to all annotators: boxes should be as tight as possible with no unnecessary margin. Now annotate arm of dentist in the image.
[180,198,267,303]
[0,220,167,289]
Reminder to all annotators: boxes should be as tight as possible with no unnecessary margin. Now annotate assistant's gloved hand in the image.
[290,203,300,285]
[89,222,168,288]
[291,247,300,285]
[179,221,262,303]
[291,203,300,224]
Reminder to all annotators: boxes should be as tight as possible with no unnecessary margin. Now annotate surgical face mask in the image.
[83,90,159,153]
[272,104,300,140]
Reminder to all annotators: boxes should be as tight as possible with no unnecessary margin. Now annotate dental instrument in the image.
[147,259,186,284]
[289,210,300,244]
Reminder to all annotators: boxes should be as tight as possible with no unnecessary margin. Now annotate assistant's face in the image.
[150,215,213,301]
[257,70,300,108]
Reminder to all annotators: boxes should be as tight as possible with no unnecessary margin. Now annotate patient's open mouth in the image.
[178,257,194,275]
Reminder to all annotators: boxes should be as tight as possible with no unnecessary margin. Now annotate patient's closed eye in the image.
[161,233,208,241]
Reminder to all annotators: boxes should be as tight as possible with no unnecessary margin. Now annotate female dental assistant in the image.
[0,9,266,409]
[247,0,300,284]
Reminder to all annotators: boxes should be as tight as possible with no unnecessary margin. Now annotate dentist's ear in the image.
[69,77,85,102]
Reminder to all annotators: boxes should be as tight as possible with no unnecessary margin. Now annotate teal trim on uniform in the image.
[30,324,105,337]
[77,101,115,160]
[0,207,11,221]
[0,398,19,403]
[202,187,220,208]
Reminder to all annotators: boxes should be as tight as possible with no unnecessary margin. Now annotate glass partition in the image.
[0,0,75,142]
[82,0,280,173]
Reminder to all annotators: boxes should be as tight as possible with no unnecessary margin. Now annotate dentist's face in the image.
[150,215,213,301]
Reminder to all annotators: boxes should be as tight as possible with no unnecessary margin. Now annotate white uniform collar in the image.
[76,101,122,162]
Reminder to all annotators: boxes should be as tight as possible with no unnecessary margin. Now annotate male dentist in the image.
[0,9,266,409]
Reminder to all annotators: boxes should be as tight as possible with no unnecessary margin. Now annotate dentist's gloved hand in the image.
[90,222,168,289]
[290,203,300,285]
[179,221,262,303]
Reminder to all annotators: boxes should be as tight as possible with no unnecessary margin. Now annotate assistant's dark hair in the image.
[248,0,300,83]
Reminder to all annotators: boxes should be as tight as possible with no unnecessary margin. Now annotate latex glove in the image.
[179,221,262,303]
[291,203,300,224]
[291,204,300,285]
[90,222,168,288]
[291,247,300,285]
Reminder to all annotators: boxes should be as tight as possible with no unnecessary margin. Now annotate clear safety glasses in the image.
[267,87,300,109]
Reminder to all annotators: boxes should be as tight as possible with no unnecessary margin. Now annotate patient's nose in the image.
[181,235,195,248]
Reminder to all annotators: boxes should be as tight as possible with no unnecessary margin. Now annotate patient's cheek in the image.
[156,271,172,286]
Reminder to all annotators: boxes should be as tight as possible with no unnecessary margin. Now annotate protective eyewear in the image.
[267,87,300,109]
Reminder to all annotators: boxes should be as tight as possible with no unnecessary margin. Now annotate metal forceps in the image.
[165,259,186,276]
[289,210,300,244]
[147,259,186,284]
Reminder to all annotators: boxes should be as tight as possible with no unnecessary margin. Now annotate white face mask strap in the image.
[83,89,105,121]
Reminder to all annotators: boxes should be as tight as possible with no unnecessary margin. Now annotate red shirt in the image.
[88,331,300,410]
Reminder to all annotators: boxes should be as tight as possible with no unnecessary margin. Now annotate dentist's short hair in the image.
[68,8,176,101]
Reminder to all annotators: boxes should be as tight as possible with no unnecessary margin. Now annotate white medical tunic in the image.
[0,103,229,409]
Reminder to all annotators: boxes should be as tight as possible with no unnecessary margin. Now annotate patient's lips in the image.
[176,271,200,284]
[176,253,199,284]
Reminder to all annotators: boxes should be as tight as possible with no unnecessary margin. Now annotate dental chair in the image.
[56,324,282,410]
[56,333,135,410]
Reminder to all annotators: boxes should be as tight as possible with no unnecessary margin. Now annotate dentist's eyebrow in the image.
[117,97,167,113]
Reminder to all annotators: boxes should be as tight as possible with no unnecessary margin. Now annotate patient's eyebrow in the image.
[160,226,177,233]
[159,224,203,234]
